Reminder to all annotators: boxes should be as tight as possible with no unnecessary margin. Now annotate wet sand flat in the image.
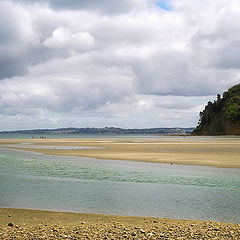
[0,208,240,239]
[0,137,240,168]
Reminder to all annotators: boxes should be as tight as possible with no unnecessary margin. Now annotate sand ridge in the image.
[0,137,240,168]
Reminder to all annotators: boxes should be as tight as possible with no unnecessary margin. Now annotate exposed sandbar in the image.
[0,137,240,168]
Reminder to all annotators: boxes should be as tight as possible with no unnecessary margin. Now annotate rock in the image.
[8,222,14,227]
[131,232,136,236]
[8,214,11,217]
[1,212,240,240]
[148,232,155,237]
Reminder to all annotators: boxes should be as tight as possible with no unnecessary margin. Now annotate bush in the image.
[226,103,240,121]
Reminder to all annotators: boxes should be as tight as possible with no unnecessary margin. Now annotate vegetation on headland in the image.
[192,84,240,135]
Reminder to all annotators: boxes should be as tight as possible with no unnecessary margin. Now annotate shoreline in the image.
[1,137,240,168]
[1,138,240,238]
[1,208,239,239]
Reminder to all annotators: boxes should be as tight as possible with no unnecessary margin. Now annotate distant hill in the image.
[192,84,240,135]
[0,127,194,136]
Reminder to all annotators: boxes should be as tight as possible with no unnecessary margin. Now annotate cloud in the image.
[0,53,135,115]
[1,0,240,130]
[0,1,35,79]
[13,0,151,14]
[48,0,144,13]
[43,28,95,51]
[0,1,65,80]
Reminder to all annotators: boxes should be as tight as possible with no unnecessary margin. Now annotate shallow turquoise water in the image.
[0,144,103,150]
[1,133,240,140]
[0,148,239,223]
[0,134,158,139]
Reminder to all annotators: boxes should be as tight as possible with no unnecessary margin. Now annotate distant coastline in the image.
[0,127,194,136]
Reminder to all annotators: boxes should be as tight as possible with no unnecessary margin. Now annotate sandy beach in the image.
[1,208,240,239]
[1,137,240,239]
[1,137,240,168]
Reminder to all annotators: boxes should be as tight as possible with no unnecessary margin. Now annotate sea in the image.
[0,134,240,223]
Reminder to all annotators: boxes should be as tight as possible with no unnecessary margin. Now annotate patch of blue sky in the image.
[156,0,172,11]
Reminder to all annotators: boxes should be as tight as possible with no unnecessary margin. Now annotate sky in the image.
[0,0,240,131]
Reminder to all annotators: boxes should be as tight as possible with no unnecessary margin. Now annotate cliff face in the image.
[192,84,240,135]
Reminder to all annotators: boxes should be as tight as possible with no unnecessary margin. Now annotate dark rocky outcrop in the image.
[192,84,240,135]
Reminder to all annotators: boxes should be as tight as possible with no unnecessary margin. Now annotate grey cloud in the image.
[0,1,40,79]
[187,0,240,71]
[0,54,135,115]
[0,1,30,79]
[0,41,68,80]
[0,1,73,80]
[12,0,149,14]
[205,40,240,70]
[154,101,195,110]
[129,50,228,97]
[49,0,138,13]
[0,58,27,79]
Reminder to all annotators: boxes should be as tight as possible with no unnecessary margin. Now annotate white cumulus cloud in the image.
[43,28,95,51]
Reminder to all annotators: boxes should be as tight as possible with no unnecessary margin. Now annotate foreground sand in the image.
[1,137,240,168]
[0,208,239,239]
